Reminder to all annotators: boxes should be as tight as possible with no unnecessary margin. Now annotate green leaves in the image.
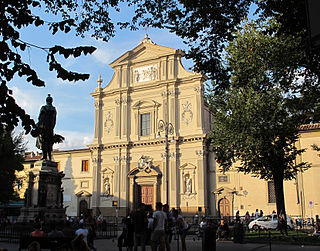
[0,130,26,202]
[209,19,311,182]
[49,46,96,59]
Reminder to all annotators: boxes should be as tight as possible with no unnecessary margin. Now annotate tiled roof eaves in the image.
[299,123,320,131]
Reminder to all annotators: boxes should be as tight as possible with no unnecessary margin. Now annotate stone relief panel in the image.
[104,111,114,134]
[137,155,153,173]
[133,64,158,83]
[181,101,193,125]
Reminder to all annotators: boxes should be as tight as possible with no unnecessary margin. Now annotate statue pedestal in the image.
[18,160,66,223]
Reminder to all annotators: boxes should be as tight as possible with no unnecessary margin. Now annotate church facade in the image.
[18,37,320,220]
[53,36,216,216]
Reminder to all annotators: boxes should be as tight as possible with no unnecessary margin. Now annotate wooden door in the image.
[219,198,230,217]
[141,186,153,206]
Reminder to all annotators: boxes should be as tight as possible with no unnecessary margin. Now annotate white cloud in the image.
[92,47,115,65]
[54,130,93,150]
[11,86,42,117]
[24,130,93,153]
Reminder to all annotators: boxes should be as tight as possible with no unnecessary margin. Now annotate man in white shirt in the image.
[151,202,167,251]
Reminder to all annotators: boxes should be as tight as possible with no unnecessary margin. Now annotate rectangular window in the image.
[268,181,276,203]
[140,113,151,136]
[81,160,89,172]
[218,175,228,183]
[57,162,60,172]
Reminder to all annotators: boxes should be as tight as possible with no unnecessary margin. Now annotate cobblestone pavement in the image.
[1,236,319,251]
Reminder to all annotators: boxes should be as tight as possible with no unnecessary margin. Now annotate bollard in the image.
[202,225,216,251]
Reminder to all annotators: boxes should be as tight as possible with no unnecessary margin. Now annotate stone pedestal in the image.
[18,160,66,223]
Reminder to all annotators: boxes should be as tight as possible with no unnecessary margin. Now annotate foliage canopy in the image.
[0,130,25,202]
[1,0,319,136]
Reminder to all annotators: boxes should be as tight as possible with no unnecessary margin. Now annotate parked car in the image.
[248,213,295,231]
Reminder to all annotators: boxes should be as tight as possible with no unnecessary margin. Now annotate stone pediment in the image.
[213,186,236,195]
[128,167,161,177]
[110,37,180,68]
[75,190,92,197]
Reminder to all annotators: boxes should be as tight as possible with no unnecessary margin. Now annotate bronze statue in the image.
[32,94,64,160]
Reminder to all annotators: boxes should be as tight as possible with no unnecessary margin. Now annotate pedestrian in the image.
[235,210,240,223]
[259,210,263,217]
[124,211,134,251]
[87,223,97,251]
[132,203,148,251]
[62,220,75,238]
[31,222,45,237]
[279,211,288,236]
[163,204,172,251]
[118,217,127,251]
[27,241,40,251]
[173,209,189,251]
[255,209,259,219]
[72,233,90,251]
[75,222,88,243]
[194,213,199,225]
[48,221,64,238]
[244,211,251,228]
[217,219,230,240]
[151,202,167,251]
[147,210,154,245]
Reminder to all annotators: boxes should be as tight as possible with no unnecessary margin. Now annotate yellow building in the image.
[18,37,320,219]
[52,36,214,217]
[214,123,320,219]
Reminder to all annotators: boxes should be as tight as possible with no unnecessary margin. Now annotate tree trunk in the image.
[273,171,287,233]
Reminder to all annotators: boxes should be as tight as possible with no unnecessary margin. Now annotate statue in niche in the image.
[185,175,192,194]
[104,178,110,195]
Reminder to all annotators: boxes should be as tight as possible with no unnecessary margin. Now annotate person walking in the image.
[173,209,189,251]
[163,204,172,251]
[151,202,167,251]
[75,222,89,243]
[259,210,264,217]
[133,203,148,251]
[255,209,259,219]
[124,211,134,251]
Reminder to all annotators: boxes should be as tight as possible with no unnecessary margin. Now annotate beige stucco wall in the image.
[215,127,320,219]
[52,149,92,216]
[89,36,212,216]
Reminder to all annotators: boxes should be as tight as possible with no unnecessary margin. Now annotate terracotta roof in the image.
[24,155,42,161]
[299,123,320,131]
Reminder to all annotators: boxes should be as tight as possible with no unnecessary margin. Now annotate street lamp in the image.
[157,119,174,205]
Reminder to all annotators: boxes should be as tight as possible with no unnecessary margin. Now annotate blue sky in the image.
[10,11,194,152]
[11,3,258,152]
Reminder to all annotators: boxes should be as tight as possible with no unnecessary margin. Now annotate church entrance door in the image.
[79,199,88,216]
[141,185,153,207]
[219,198,230,217]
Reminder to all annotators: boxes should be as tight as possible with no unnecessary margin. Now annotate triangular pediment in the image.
[110,40,179,68]
[213,186,235,195]
[128,167,161,177]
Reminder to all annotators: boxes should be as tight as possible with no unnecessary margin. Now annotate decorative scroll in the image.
[104,111,114,134]
[182,101,193,125]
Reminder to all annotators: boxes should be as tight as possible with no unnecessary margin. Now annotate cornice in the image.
[95,75,204,99]
[89,134,207,150]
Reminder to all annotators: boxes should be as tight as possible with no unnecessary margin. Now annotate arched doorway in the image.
[219,198,230,217]
[79,199,88,216]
